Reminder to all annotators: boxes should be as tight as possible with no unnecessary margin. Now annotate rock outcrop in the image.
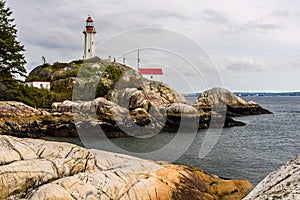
[26,57,147,105]
[0,135,253,199]
[0,101,77,138]
[244,155,300,200]
[0,101,48,118]
[0,97,246,138]
[197,87,272,116]
[109,81,187,110]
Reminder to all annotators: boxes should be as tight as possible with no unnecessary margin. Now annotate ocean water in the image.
[45,96,300,186]
[177,96,300,185]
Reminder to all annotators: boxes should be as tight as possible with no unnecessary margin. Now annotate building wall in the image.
[142,74,162,82]
[27,82,50,90]
[83,31,96,59]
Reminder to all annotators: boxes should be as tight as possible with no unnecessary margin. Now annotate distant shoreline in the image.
[183,92,300,97]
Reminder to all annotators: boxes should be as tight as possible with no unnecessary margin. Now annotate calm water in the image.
[178,96,300,185]
[45,96,300,185]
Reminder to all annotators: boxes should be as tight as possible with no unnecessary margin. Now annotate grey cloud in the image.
[11,0,191,53]
[269,9,290,18]
[138,9,192,20]
[202,9,232,27]
[224,58,266,72]
[244,20,281,30]
[21,25,82,50]
[96,8,191,32]
[200,9,282,33]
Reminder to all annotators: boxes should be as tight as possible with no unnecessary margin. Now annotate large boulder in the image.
[51,77,77,93]
[244,155,300,200]
[110,81,188,111]
[140,81,188,105]
[0,135,253,199]
[164,103,200,130]
[0,99,245,139]
[0,101,76,138]
[58,98,164,137]
[0,101,48,118]
[197,87,272,116]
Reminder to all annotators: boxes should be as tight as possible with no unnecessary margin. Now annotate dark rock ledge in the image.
[0,99,244,139]
[0,86,272,139]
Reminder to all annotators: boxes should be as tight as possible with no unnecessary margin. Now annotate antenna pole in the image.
[137,48,140,69]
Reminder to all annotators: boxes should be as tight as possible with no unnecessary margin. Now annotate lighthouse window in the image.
[88,49,91,52]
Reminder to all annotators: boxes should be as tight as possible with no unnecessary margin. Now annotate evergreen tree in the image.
[0,0,26,85]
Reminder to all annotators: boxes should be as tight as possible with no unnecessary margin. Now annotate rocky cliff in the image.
[0,97,246,138]
[197,87,272,116]
[244,155,300,199]
[0,135,253,199]
[10,57,271,138]
[26,57,146,102]
[0,101,77,138]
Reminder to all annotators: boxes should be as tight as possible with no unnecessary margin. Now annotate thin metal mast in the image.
[137,48,140,69]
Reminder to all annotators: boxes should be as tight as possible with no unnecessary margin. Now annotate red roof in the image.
[138,68,163,75]
[86,16,93,22]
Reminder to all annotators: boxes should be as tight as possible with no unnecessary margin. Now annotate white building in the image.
[83,16,96,60]
[26,81,50,90]
[138,68,163,82]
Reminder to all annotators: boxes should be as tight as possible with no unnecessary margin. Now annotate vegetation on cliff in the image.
[26,57,145,105]
[0,56,144,108]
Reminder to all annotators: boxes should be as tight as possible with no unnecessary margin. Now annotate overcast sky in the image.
[6,0,300,92]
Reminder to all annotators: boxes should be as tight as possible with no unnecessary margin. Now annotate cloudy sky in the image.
[6,0,300,92]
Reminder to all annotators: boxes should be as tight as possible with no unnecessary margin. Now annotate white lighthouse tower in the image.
[83,16,96,60]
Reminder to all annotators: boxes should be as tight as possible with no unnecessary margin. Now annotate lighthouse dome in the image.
[86,16,93,22]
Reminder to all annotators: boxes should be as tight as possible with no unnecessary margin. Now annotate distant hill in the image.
[183,92,300,98]
[233,92,300,97]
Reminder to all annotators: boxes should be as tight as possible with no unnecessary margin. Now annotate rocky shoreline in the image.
[243,155,300,199]
[0,85,279,199]
[0,134,298,199]
[0,92,298,199]
[0,86,271,139]
[0,135,253,199]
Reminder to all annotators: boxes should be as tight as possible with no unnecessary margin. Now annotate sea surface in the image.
[44,96,300,186]
[178,96,300,185]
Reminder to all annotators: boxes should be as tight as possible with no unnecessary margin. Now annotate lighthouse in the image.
[83,16,96,60]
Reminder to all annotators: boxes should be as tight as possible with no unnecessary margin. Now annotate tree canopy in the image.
[0,0,26,84]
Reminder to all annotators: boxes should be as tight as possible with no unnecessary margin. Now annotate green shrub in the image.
[96,81,110,97]
[52,62,68,69]
[0,83,73,109]
[105,65,123,80]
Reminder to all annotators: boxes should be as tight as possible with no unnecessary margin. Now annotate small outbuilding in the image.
[25,80,50,90]
[138,68,163,82]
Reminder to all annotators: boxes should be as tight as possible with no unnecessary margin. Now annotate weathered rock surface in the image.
[0,98,246,138]
[197,87,272,116]
[0,101,48,118]
[244,155,300,200]
[0,135,253,199]
[110,81,187,110]
[140,81,188,105]
[0,101,77,138]
[55,98,164,134]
